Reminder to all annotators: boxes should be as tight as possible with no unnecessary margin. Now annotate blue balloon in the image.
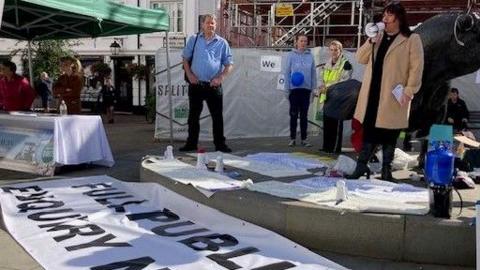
[291,72,304,86]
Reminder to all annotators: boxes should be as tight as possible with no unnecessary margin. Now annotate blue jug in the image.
[424,141,454,186]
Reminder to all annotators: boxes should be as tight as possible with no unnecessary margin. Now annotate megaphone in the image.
[365,22,385,38]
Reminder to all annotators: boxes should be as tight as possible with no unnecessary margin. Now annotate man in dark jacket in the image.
[446,88,469,132]
[36,72,52,112]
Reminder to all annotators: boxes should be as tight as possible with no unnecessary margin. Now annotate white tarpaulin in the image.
[245,152,328,171]
[154,48,362,140]
[188,152,312,178]
[247,177,429,215]
[141,156,251,197]
[0,175,347,270]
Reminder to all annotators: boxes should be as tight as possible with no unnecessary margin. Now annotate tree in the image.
[11,40,75,80]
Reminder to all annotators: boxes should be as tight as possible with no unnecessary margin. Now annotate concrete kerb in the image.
[140,165,475,267]
[284,201,405,261]
[403,215,475,266]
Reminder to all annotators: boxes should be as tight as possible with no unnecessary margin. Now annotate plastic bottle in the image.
[335,180,348,205]
[59,100,68,116]
[196,148,207,170]
[215,154,224,173]
[164,145,174,160]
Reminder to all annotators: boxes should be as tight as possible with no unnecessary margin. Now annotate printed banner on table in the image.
[0,175,346,270]
[0,125,55,176]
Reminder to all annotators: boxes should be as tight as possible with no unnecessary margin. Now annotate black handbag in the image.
[184,33,199,83]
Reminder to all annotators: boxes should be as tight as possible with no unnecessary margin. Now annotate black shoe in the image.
[379,166,396,182]
[179,144,197,152]
[345,142,377,179]
[379,144,396,182]
[345,163,371,179]
[215,145,232,153]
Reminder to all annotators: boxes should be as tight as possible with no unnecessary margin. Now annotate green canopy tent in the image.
[1,0,169,40]
[0,0,176,142]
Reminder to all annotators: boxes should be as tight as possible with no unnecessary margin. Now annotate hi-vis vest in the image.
[319,56,347,103]
[323,56,347,88]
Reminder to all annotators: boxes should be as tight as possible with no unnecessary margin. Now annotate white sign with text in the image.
[260,55,282,72]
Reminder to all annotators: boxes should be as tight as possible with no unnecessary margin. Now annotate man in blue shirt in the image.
[180,14,234,152]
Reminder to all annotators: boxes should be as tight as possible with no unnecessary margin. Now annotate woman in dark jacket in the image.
[53,56,84,114]
[100,77,118,123]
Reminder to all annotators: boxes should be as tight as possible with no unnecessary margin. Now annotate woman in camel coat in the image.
[347,3,424,181]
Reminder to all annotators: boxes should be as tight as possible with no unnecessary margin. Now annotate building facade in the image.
[0,0,221,112]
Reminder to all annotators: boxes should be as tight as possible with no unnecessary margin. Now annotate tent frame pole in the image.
[165,31,174,144]
[27,39,33,85]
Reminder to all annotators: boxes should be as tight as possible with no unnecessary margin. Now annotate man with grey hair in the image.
[180,14,234,152]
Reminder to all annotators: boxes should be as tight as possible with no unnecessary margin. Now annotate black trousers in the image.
[289,89,311,140]
[323,115,343,153]
[186,83,226,147]
[39,90,49,109]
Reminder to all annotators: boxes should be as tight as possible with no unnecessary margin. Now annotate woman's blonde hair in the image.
[329,40,343,52]
[61,56,83,75]
[72,58,83,75]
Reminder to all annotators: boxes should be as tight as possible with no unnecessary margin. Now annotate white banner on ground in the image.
[0,175,346,270]
[247,178,429,215]
[245,152,328,171]
[141,156,251,197]
[188,152,312,178]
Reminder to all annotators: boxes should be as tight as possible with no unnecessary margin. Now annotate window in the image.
[150,0,183,33]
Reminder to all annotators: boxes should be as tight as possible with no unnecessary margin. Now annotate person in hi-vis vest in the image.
[318,40,352,153]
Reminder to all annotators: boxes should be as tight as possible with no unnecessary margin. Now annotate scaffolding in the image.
[225,0,365,48]
[222,0,472,49]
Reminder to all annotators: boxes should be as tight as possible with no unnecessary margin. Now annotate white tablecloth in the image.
[0,114,114,167]
[54,115,114,166]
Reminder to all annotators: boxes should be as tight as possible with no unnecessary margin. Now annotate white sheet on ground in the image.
[189,152,312,178]
[293,177,428,203]
[245,152,328,171]
[375,148,418,170]
[141,156,251,197]
[247,177,429,215]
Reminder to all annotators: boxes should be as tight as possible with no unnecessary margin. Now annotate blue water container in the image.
[424,142,455,186]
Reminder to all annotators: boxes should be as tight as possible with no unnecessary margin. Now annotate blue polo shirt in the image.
[182,32,233,82]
